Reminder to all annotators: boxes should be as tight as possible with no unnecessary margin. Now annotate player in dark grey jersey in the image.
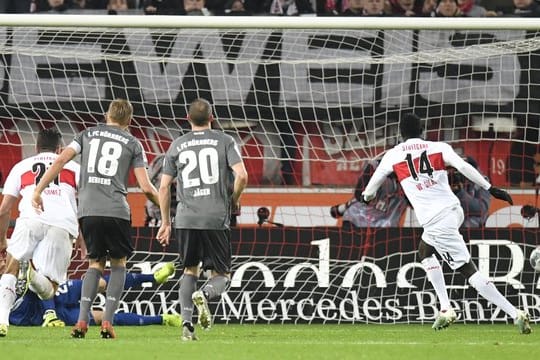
[32,99,159,339]
[157,98,248,341]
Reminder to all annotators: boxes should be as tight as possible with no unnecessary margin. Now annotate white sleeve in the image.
[2,164,21,197]
[67,140,82,154]
[362,152,394,201]
[442,143,491,190]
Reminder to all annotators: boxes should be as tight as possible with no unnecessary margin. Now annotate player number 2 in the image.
[405,150,434,180]
[179,148,219,188]
[87,138,122,176]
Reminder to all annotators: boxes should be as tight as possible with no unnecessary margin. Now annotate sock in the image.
[78,268,102,323]
[41,298,56,312]
[28,267,54,300]
[179,274,198,325]
[468,271,518,319]
[0,274,17,325]
[103,273,154,289]
[103,265,126,324]
[421,255,451,311]
[201,275,230,301]
[113,312,162,325]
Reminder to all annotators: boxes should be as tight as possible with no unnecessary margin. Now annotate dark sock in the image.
[113,312,162,325]
[201,275,229,300]
[179,274,198,324]
[78,268,102,323]
[103,265,126,324]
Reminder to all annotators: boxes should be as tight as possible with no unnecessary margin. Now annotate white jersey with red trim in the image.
[2,152,80,237]
[362,138,491,226]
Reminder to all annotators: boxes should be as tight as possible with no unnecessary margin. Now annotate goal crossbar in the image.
[1,14,540,30]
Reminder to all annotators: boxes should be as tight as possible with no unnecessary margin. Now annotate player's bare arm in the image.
[231,161,248,208]
[156,173,174,246]
[31,147,77,212]
[133,167,159,206]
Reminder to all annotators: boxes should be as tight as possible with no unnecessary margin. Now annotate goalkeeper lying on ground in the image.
[9,262,180,328]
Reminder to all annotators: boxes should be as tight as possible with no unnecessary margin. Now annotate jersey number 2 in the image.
[405,150,434,180]
[179,148,219,188]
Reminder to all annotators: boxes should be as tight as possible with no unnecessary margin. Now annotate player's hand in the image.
[156,224,171,247]
[31,191,44,213]
[361,193,375,205]
[231,201,241,216]
[489,187,513,205]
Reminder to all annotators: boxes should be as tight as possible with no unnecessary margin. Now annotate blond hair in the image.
[107,99,133,127]
[188,98,212,127]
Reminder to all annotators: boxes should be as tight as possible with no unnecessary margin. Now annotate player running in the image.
[361,113,531,334]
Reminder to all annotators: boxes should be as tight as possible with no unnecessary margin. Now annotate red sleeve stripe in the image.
[59,169,77,188]
[20,171,36,189]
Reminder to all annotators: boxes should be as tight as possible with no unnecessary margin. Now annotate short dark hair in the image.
[37,127,62,152]
[399,113,423,140]
[188,98,212,127]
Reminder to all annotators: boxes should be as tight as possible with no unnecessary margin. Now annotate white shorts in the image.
[8,218,72,284]
[421,205,470,270]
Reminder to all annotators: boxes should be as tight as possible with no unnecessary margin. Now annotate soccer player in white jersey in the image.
[362,114,531,334]
[0,128,83,337]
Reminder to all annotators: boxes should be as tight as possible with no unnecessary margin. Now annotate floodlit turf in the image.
[1,323,536,360]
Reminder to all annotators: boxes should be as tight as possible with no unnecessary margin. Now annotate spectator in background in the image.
[183,0,211,14]
[38,0,74,12]
[457,0,497,16]
[341,0,362,15]
[389,0,433,16]
[511,0,540,16]
[143,0,184,14]
[448,157,491,228]
[432,0,462,16]
[107,0,129,12]
[265,0,315,15]
[224,0,250,15]
[0,0,34,13]
[360,0,387,15]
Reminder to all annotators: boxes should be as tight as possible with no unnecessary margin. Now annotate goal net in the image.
[1,15,538,324]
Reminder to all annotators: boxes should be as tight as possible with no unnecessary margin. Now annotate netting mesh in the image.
[0,26,538,186]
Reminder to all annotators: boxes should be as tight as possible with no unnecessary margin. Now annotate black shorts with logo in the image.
[175,228,231,274]
[79,216,133,259]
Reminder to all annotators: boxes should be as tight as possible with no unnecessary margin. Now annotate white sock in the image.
[28,267,55,300]
[0,274,17,325]
[468,271,518,319]
[421,255,451,311]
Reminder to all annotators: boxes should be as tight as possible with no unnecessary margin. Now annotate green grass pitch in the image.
[1,323,535,360]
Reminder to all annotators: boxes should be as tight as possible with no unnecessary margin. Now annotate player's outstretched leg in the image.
[153,263,175,284]
[192,290,212,330]
[432,308,457,330]
[515,310,532,334]
[42,309,65,327]
[181,321,198,341]
[71,320,88,338]
[100,320,116,339]
[162,313,182,327]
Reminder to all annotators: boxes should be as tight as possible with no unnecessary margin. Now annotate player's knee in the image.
[457,262,477,279]
[417,240,436,261]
